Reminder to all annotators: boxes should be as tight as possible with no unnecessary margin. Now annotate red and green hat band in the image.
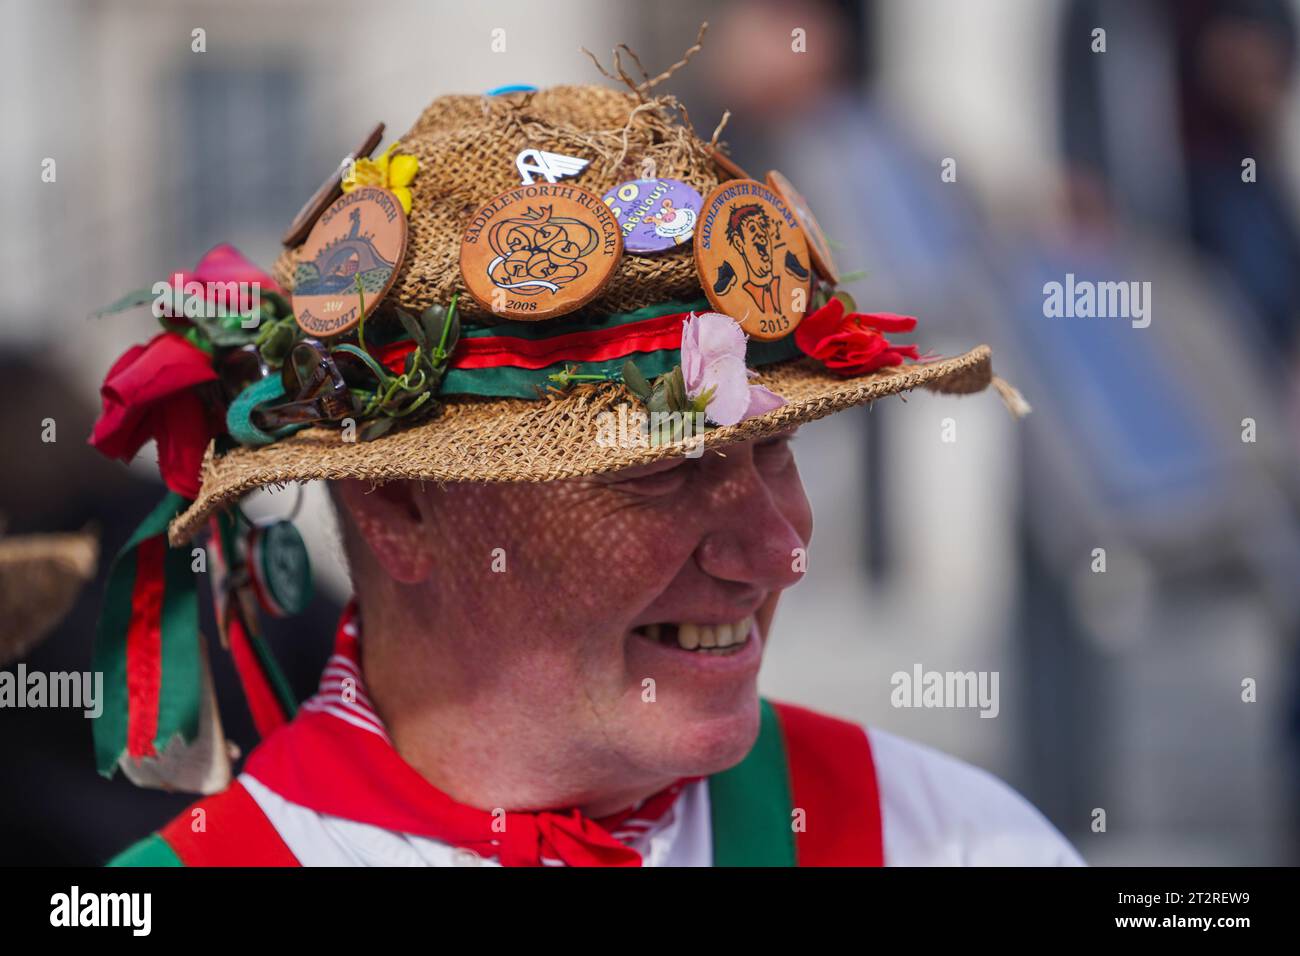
[374,299,802,400]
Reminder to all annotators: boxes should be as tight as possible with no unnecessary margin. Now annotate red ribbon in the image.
[125,535,167,759]
[375,310,693,374]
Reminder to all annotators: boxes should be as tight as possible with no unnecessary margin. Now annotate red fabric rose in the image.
[89,333,222,498]
[794,298,921,376]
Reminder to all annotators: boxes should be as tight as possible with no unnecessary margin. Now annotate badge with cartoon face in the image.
[694,179,811,340]
[459,182,622,320]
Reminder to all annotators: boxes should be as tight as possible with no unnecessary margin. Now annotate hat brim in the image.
[0,532,99,665]
[168,346,995,545]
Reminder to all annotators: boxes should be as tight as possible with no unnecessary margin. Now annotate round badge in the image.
[292,185,408,338]
[459,182,622,320]
[601,178,703,253]
[247,521,313,618]
[766,169,838,285]
[694,179,812,341]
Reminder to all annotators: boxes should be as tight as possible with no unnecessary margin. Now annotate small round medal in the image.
[292,185,408,338]
[694,179,812,341]
[766,169,839,285]
[246,521,313,618]
[459,182,622,320]
[601,179,703,253]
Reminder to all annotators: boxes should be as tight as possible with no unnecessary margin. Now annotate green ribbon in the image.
[92,493,200,777]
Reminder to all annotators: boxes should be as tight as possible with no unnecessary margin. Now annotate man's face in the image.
[730,211,773,281]
[357,432,812,790]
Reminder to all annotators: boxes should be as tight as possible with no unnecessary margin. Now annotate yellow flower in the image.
[342,142,419,215]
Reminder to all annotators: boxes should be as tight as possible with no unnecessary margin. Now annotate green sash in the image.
[708,698,798,866]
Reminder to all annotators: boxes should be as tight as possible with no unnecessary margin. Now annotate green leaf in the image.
[837,270,868,285]
[832,290,858,313]
[621,360,652,400]
[389,391,434,417]
[92,287,159,318]
[395,308,429,351]
[427,304,459,367]
[646,382,670,414]
[260,291,292,319]
[333,343,393,384]
[188,312,258,346]
[419,305,445,347]
[691,384,716,414]
[666,365,688,412]
[358,417,397,442]
[259,321,298,368]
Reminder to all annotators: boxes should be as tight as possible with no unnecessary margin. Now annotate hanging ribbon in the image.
[210,511,297,737]
[93,493,201,778]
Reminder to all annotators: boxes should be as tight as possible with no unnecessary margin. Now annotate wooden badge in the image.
[291,186,408,338]
[459,182,622,320]
[767,169,838,285]
[694,179,811,340]
[282,123,385,248]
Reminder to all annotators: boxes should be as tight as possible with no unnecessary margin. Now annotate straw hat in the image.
[164,82,1010,545]
[0,530,98,665]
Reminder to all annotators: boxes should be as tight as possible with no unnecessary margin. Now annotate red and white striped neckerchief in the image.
[253,603,691,866]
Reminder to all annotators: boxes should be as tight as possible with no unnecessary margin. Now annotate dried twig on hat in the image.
[581,21,710,103]
[709,110,732,149]
[640,22,708,93]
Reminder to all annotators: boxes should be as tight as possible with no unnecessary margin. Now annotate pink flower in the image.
[680,312,786,426]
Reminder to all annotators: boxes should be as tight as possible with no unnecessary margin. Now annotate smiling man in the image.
[94,82,1079,867]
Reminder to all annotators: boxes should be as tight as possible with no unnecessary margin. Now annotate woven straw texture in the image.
[0,531,98,665]
[169,346,994,544]
[274,85,721,323]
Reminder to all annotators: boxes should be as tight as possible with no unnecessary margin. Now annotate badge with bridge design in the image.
[292,185,408,337]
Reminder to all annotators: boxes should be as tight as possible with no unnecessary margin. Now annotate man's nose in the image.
[693,458,808,593]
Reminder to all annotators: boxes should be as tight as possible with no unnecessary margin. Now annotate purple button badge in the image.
[601,179,703,253]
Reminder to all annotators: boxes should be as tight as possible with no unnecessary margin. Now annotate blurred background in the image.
[3,0,1300,865]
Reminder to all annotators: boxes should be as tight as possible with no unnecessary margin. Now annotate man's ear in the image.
[332,479,434,584]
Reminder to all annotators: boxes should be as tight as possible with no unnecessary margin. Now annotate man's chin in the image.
[622,681,763,779]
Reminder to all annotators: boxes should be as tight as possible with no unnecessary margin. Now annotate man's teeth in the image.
[637,617,755,653]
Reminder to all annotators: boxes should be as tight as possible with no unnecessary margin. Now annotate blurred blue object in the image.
[1015,247,1223,511]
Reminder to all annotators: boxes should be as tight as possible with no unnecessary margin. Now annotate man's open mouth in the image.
[631,617,755,656]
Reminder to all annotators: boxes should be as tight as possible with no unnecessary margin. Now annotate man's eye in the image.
[605,461,690,495]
